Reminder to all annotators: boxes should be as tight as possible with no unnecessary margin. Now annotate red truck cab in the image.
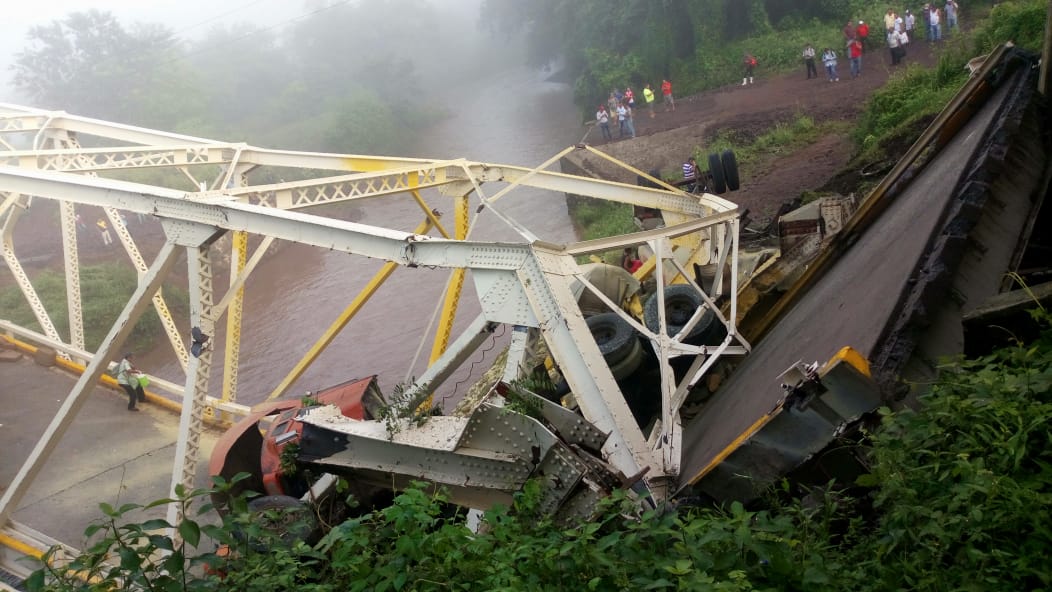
[209,376,385,512]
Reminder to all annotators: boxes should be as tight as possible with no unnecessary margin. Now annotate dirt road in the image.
[579,38,943,219]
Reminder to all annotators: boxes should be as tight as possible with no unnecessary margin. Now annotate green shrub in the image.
[972,0,1048,54]
[28,312,1052,591]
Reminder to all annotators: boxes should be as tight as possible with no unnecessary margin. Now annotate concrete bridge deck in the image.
[0,352,218,554]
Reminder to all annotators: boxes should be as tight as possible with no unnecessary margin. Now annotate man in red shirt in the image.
[661,79,674,112]
[849,38,863,78]
[857,20,870,50]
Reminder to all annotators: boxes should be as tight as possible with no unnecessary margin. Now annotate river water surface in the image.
[142,66,583,406]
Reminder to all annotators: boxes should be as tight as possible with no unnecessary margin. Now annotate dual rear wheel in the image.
[706,150,740,194]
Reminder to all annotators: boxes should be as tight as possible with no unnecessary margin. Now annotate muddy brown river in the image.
[140,67,582,406]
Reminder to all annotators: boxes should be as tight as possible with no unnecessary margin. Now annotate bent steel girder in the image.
[0,103,745,512]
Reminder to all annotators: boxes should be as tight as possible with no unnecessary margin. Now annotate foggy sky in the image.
[0,0,486,104]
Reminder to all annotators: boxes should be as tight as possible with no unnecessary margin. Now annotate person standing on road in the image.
[596,105,612,141]
[923,4,933,40]
[884,8,897,33]
[616,102,628,138]
[945,0,959,32]
[803,43,818,79]
[742,52,757,85]
[624,87,635,109]
[887,27,903,65]
[643,83,656,118]
[96,218,113,246]
[623,102,636,138]
[842,20,856,46]
[117,352,147,411]
[821,47,839,82]
[849,38,863,78]
[905,9,916,37]
[929,4,942,41]
[661,79,674,112]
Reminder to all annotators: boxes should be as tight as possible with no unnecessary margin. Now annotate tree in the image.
[10,10,201,129]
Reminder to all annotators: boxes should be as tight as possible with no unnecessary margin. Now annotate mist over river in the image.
[141,66,583,406]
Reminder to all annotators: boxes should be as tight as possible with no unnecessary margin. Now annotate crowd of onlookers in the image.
[808,2,961,82]
[594,3,962,140]
[595,80,676,142]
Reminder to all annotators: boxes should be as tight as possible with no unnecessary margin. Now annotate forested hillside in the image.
[479,0,1013,114]
[8,1,494,155]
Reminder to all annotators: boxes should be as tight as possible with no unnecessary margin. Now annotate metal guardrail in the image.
[1,319,251,422]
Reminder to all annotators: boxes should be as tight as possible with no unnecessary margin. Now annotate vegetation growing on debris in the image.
[0,262,188,353]
[29,311,1052,591]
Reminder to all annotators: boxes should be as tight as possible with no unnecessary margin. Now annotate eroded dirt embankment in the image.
[564,40,939,220]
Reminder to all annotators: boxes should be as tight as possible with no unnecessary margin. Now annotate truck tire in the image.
[607,338,644,381]
[643,284,714,340]
[246,495,319,547]
[586,312,638,365]
[707,153,727,194]
[721,150,740,191]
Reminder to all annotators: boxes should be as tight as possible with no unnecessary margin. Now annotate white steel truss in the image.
[0,103,748,530]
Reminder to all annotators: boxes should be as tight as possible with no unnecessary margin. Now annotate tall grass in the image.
[0,263,188,352]
[852,0,1045,162]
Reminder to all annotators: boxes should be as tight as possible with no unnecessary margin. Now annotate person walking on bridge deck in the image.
[117,352,147,411]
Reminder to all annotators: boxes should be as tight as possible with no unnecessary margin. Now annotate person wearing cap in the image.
[116,352,147,411]
[905,9,916,36]
[857,20,870,51]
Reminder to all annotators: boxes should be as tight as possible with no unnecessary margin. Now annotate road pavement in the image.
[0,353,219,548]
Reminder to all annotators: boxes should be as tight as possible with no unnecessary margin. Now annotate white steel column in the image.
[58,202,84,358]
[166,244,216,527]
[106,205,190,373]
[519,251,657,493]
[0,241,181,525]
[1,197,64,347]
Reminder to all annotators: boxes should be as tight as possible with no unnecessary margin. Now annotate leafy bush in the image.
[842,309,1052,590]
[972,0,1048,54]
[852,0,1045,162]
[28,313,1052,591]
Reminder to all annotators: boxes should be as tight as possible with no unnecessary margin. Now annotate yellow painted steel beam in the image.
[410,189,451,238]
[266,218,435,401]
[0,531,44,559]
[221,231,248,403]
[428,192,470,365]
[682,403,784,486]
